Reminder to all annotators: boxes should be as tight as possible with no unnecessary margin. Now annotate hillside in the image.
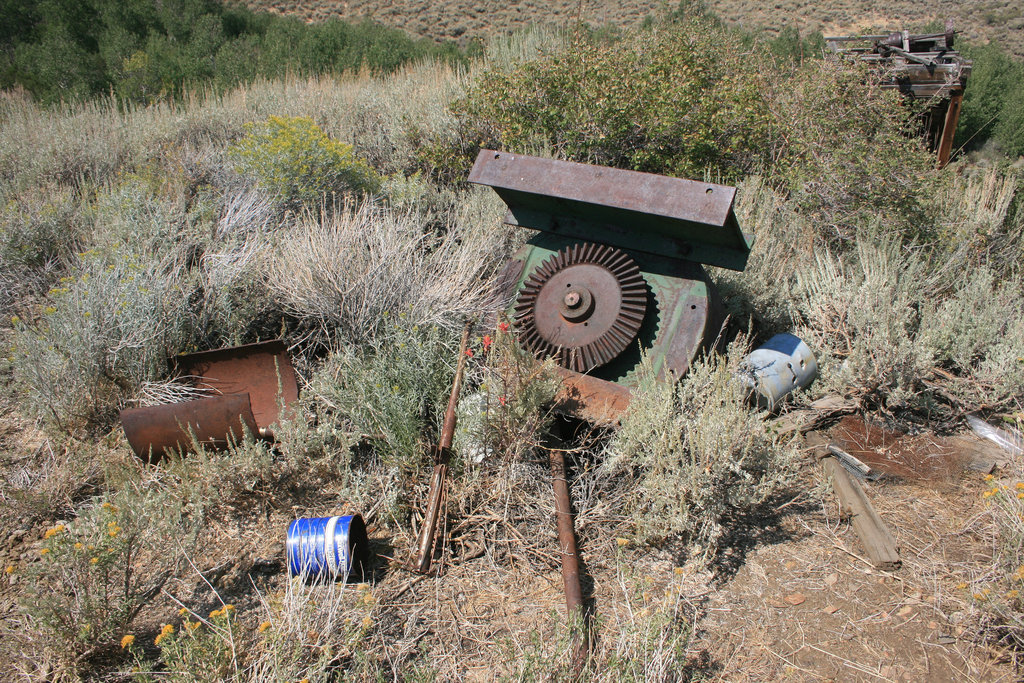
[1,10,1023,682]
[236,0,1024,57]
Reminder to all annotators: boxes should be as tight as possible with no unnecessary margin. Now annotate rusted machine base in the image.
[120,393,258,464]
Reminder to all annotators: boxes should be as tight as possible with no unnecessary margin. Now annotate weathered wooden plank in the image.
[822,456,901,570]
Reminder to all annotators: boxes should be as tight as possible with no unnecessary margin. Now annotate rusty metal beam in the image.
[468,150,751,271]
[936,91,963,169]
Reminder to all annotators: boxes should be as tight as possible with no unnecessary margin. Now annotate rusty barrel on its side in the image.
[120,393,258,464]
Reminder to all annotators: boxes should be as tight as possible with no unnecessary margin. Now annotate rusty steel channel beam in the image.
[120,393,258,464]
[468,150,751,272]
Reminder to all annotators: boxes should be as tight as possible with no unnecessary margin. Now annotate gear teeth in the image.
[513,242,648,373]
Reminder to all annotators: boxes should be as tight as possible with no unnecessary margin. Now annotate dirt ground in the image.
[1,406,1020,680]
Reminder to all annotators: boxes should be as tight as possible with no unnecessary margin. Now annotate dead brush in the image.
[266,200,506,345]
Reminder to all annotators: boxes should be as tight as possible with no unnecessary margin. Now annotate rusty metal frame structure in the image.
[826,24,972,168]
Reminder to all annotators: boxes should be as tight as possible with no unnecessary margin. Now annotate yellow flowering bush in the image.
[148,605,238,681]
[975,476,1024,650]
[230,116,381,207]
[19,492,194,672]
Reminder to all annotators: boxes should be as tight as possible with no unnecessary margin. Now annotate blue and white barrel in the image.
[738,333,818,409]
[286,514,369,579]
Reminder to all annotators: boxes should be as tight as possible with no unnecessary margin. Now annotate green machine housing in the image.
[469,149,751,423]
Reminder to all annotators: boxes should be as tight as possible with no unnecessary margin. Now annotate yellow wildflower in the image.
[154,624,175,646]
[1016,483,1024,490]
[1008,590,1020,599]
[74,542,83,550]
[90,557,99,565]
[210,609,223,619]
[43,306,56,315]
[120,634,135,649]
[956,582,968,589]
[101,502,117,513]
[39,548,49,556]
[224,604,235,612]
[673,567,685,575]
[362,592,374,605]
[361,616,373,629]
[4,565,15,574]
[974,592,987,601]
[985,474,995,482]
[258,621,272,633]
[615,537,630,547]
[178,607,188,616]
[44,524,65,539]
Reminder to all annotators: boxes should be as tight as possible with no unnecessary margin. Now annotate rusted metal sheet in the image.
[120,393,258,463]
[175,340,299,430]
[469,150,751,272]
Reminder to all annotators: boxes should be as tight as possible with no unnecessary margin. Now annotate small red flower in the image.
[482,335,492,352]
[498,322,509,332]
[499,396,507,406]
[465,348,474,358]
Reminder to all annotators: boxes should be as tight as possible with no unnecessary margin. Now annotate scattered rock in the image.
[784,593,806,606]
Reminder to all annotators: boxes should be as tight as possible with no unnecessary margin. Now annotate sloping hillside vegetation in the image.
[1,4,1023,681]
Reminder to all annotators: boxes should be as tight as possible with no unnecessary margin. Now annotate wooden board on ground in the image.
[822,456,901,570]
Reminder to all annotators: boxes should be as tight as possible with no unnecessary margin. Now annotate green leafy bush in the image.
[229,116,380,207]
[306,318,460,475]
[956,42,1024,157]
[455,19,773,181]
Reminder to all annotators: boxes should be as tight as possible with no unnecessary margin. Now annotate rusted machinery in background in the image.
[470,149,752,670]
[120,340,299,463]
[826,21,972,168]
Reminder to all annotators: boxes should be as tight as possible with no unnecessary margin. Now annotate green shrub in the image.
[306,318,461,475]
[455,19,773,181]
[229,116,380,207]
[770,58,936,244]
[10,246,195,432]
[606,346,797,565]
[956,43,1024,157]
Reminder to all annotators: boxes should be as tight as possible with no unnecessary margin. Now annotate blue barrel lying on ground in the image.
[286,514,370,580]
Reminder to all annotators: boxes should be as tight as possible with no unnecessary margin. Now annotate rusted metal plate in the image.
[175,340,298,430]
[468,150,751,271]
[120,393,258,463]
[554,370,632,425]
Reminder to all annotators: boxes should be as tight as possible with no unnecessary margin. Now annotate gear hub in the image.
[513,243,648,373]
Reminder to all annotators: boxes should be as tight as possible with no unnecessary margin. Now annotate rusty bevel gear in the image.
[513,243,648,373]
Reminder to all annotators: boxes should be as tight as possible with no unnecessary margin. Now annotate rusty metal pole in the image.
[413,321,473,574]
[549,442,591,675]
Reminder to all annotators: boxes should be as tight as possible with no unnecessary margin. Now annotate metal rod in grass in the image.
[413,319,473,574]
[548,423,592,677]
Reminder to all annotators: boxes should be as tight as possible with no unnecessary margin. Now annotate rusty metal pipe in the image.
[549,445,590,674]
[413,321,473,574]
